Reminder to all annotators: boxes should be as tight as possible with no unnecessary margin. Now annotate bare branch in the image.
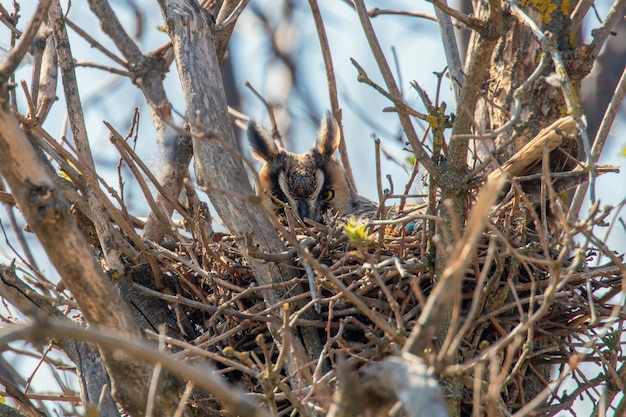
[403,173,505,356]
[429,0,487,32]
[353,0,443,184]
[308,0,356,190]
[368,8,437,23]
[570,65,626,217]
[0,0,51,81]
[589,0,626,57]
[570,0,595,32]
[214,0,249,64]
[431,0,463,107]
[0,77,180,416]
[0,320,272,417]
[49,0,126,275]
[87,0,144,64]
[158,0,323,394]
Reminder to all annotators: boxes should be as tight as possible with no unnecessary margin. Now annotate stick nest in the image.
[141,194,624,416]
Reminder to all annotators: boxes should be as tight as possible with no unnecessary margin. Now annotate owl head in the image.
[248,113,375,222]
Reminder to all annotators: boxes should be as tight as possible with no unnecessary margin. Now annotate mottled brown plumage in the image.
[248,113,376,222]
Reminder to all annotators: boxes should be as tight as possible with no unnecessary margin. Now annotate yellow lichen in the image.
[426,114,439,129]
[561,0,572,15]
[521,0,559,24]
[569,31,577,49]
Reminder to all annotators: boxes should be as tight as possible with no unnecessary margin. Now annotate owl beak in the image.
[298,199,309,220]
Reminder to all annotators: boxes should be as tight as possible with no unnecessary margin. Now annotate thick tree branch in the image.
[0,81,182,416]
[0,265,119,417]
[0,320,271,417]
[49,0,125,275]
[157,0,323,392]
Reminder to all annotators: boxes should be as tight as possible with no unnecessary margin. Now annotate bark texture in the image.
[158,0,323,386]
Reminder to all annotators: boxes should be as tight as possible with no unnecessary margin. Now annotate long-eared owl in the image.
[248,113,376,222]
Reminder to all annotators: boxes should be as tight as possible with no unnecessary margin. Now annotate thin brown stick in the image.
[308,0,356,189]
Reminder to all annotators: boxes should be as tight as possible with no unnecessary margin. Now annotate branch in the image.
[352,0,443,185]
[0,265,120,417]
[157,0,323,389]
[214,0,249,65]
[569,64,626,218]
[308,0,356,190]
[431,0,464,107]
[429,0,487,32]
[0,78,178,416]
[86,0,144,64]
[508,2,595,198]
[589,0,626,58]
[86,0,191,243]
[368,8,437,23]
[0,320,271,417]
[0,0,51,81]
[49,0,125,275]
[403,173,506,356]
[449,0,503,173]
[570,0,594,32]
[64,18,127,67]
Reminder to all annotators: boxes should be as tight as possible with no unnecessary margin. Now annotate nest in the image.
[133,185,624,416]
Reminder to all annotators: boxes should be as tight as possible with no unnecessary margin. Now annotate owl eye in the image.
[319,188,334,201]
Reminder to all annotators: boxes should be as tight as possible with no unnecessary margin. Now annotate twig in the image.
[0,0,51,81]
[65,18,128,67]
[106,122,190,222]
[308,0,356,189]
[74,61,131,77]
[352,0,443,185]
[0,320,272,417]
[403,173,505,356]
[368,8,437,23]
[430,0,464,106]
[429,0,487,32]
[570,64,626,218]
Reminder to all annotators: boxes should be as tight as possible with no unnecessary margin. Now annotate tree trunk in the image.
[157,0,324,391]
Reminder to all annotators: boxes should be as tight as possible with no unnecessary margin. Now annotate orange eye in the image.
[319,188,334,201]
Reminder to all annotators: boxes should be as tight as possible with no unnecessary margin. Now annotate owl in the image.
[248,113,377,223]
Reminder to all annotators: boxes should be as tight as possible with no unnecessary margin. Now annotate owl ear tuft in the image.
[248,120,280,161]
[316,112,340,157]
